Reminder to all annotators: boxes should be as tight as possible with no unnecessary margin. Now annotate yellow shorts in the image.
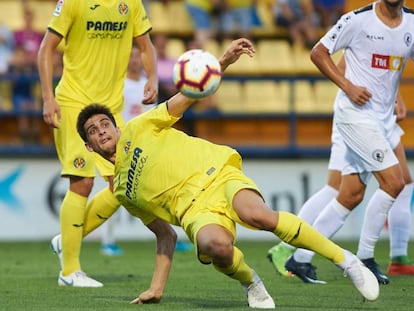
[180,165,261,264]
[54,105,124,178]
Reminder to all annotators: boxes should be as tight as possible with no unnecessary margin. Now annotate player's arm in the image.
[134,33,158,105]
[219,37,255,71]
[130,218,177,304]
[37,30,63,128]
[311,42,372,106]
[167,38,255,118]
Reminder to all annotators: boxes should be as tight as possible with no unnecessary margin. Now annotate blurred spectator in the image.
[13,7,44,65]
[220,0,255,40]
[153,34,177,103]
[8,45,40,144]
[274,0,318,49]
[122,45,155,120]
[0,22,14,74]
[185,0,221,48]
[313,0,345,29]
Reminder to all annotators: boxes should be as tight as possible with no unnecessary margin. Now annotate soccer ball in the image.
[173,49,222,99]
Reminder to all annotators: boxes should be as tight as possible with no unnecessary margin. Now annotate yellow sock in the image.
[213,247,254,284]
[60,190,87,275]
[274,211,344,264]
[83,187,120,237]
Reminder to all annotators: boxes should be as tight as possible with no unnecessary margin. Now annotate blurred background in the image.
[0,0,413,241]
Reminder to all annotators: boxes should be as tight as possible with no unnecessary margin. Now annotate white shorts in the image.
[329,121,403,184]
[327,122,347,171]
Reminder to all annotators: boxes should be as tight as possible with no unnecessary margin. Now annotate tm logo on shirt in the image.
[371,54,403,71]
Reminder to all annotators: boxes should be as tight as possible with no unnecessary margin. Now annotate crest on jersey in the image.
[53,0,64,16]
[404,33,412,47]
[372,150,384,163]
[73,157,86,169]
[119,2,129,15]
[124,141,131,154]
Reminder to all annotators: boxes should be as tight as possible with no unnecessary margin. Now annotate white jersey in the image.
[320,2,414,131]
[122,76,155,122]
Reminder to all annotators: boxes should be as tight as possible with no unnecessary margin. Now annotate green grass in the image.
[1,239,413,310]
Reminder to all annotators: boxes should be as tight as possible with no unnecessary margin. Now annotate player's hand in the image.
[142,77,158,105]
[219,38,255,72]
[42,98,61,129]
[130,289,162,304]
[344,81,372,106]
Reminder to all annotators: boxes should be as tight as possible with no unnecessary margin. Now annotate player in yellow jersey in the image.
[76,38,379,308]
[37,0,158,287]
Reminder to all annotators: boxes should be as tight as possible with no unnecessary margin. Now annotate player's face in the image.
[84,114,119,160]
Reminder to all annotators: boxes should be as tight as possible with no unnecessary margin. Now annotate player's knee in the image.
[202,237,233,263]
[338,188,364,208]
[353,190,365,205]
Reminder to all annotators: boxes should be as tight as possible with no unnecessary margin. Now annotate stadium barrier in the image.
[1,158,413,241]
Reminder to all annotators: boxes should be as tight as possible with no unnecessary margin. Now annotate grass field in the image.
[1,239,413,310]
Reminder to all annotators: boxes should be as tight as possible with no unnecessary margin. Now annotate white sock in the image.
[312,198,350,237]
[293,248,315,263]
[298,184,339,225]
[388,183,413,258]
[357,189,395,260]
[294,199,350,263]
[279,184,339,251]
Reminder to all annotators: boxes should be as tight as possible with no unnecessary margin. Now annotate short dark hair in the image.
[77,104,117,142]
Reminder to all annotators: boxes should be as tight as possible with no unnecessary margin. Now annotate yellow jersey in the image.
[49,0,151,113]
[113,103,242,225]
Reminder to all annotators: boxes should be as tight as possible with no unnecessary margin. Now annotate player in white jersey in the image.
[280,0,414,284]
[268,95,414,283]
[268,58,414,282]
